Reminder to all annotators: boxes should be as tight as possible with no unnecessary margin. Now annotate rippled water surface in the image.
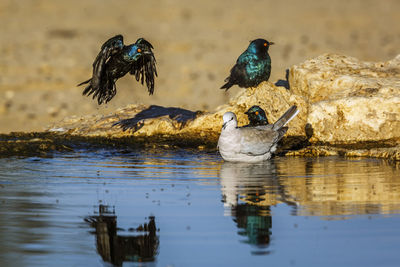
[1,149,400,266]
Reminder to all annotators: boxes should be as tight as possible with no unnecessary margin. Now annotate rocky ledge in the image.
[3,53,400,160]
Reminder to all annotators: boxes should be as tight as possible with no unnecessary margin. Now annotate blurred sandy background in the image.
[1,0,399,133]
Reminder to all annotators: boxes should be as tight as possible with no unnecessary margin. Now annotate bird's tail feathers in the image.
[77,78,91,87]
[220,76,234,91]
[276,126,288,141]
[80,76,116,105]
[272,105,299,130]
[82,84,94,96]
[220,81,233,91]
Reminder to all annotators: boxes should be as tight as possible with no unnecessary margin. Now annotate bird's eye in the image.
[255,111,259,115]
[137,48,142,53]
[264,42,267,47]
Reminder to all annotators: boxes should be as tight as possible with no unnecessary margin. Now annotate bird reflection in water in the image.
[84,205,159,266]
[233,196,272,250]
[219,162,278,253]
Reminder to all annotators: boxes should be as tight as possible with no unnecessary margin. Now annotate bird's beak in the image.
[269,41,275,45]
[244,111,249,115]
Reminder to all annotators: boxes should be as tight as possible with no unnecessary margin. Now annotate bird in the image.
[78,35,157,105]
[221,39,274,91]
[244,105,269,126]
[217,105,298,162]
[79,35,124,95]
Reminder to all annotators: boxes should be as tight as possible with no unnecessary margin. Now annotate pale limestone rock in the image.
[187,82,305,136]
[48,82,304,146]
[308,96,400,143]
[290,53,400,144]
[48,53,400,159]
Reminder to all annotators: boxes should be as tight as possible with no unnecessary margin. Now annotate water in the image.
[1,148,400,267]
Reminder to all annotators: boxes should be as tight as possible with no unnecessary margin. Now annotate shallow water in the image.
[1,149,400,266]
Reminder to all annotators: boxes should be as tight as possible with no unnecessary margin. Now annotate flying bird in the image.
[217,105,298,162]
[78,35,157,105]
[221,39,274,91]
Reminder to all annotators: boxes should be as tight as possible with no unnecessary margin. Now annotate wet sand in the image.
[1,0,400,133]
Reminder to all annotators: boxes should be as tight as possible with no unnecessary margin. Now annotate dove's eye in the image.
[264,42,267,47]
[255,111,259,115]
[137,48,142,53]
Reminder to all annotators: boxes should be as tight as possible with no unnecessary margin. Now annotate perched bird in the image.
[244,105,269,126]
[217,105,298,162]
[221,39,274,91]
[78,35,157,105]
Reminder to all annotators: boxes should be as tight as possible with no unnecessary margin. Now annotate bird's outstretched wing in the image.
[130,38,157,95]
[78,35,124,104]
[135,38,154,49]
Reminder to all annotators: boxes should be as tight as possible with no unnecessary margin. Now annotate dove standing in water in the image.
[78,35,157,105]
[221,39,274,91]
[217,106,299,162]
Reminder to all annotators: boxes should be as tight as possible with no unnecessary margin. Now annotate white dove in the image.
[217,106,299,163]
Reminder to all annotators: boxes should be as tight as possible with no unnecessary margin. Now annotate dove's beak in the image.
[269,41,275,45]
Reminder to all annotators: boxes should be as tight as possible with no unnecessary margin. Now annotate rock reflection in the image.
[276,158,400,217]
[219,162,278,250]
[219,158,400,249]
[85,205,159,266]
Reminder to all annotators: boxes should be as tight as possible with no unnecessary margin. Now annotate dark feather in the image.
[78,35,124,104]
[129,38,157,95]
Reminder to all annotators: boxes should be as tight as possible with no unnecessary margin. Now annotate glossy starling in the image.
[244,105,298,131]
[244,105,269,126]
[78,35,157,105]
[221,39,274,91]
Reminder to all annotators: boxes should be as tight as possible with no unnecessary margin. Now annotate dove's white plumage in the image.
[217,106,299,162]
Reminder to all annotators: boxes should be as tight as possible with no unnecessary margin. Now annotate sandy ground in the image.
[1,0,400,133]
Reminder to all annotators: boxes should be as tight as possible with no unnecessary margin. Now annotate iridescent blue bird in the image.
[244,105,298,131]
[244,105,269,127]
[221,39,274,91]
[78,35,157,105]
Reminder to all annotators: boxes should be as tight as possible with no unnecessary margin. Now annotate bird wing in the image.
[79,35,124,104]
[225,62,247,84]
[129,42,157,95]
[90,35,124,90]
[225,52,260,87]
[238,127,281,155]
[135,38,154,49]
[237,51,257,65]
[129,53,157,95]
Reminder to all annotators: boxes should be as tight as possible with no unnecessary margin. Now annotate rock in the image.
[0,132,73,157]
[286,145,400,161]
[290,53,400,144]
[48,84,304,141]
[45,53,400,160]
